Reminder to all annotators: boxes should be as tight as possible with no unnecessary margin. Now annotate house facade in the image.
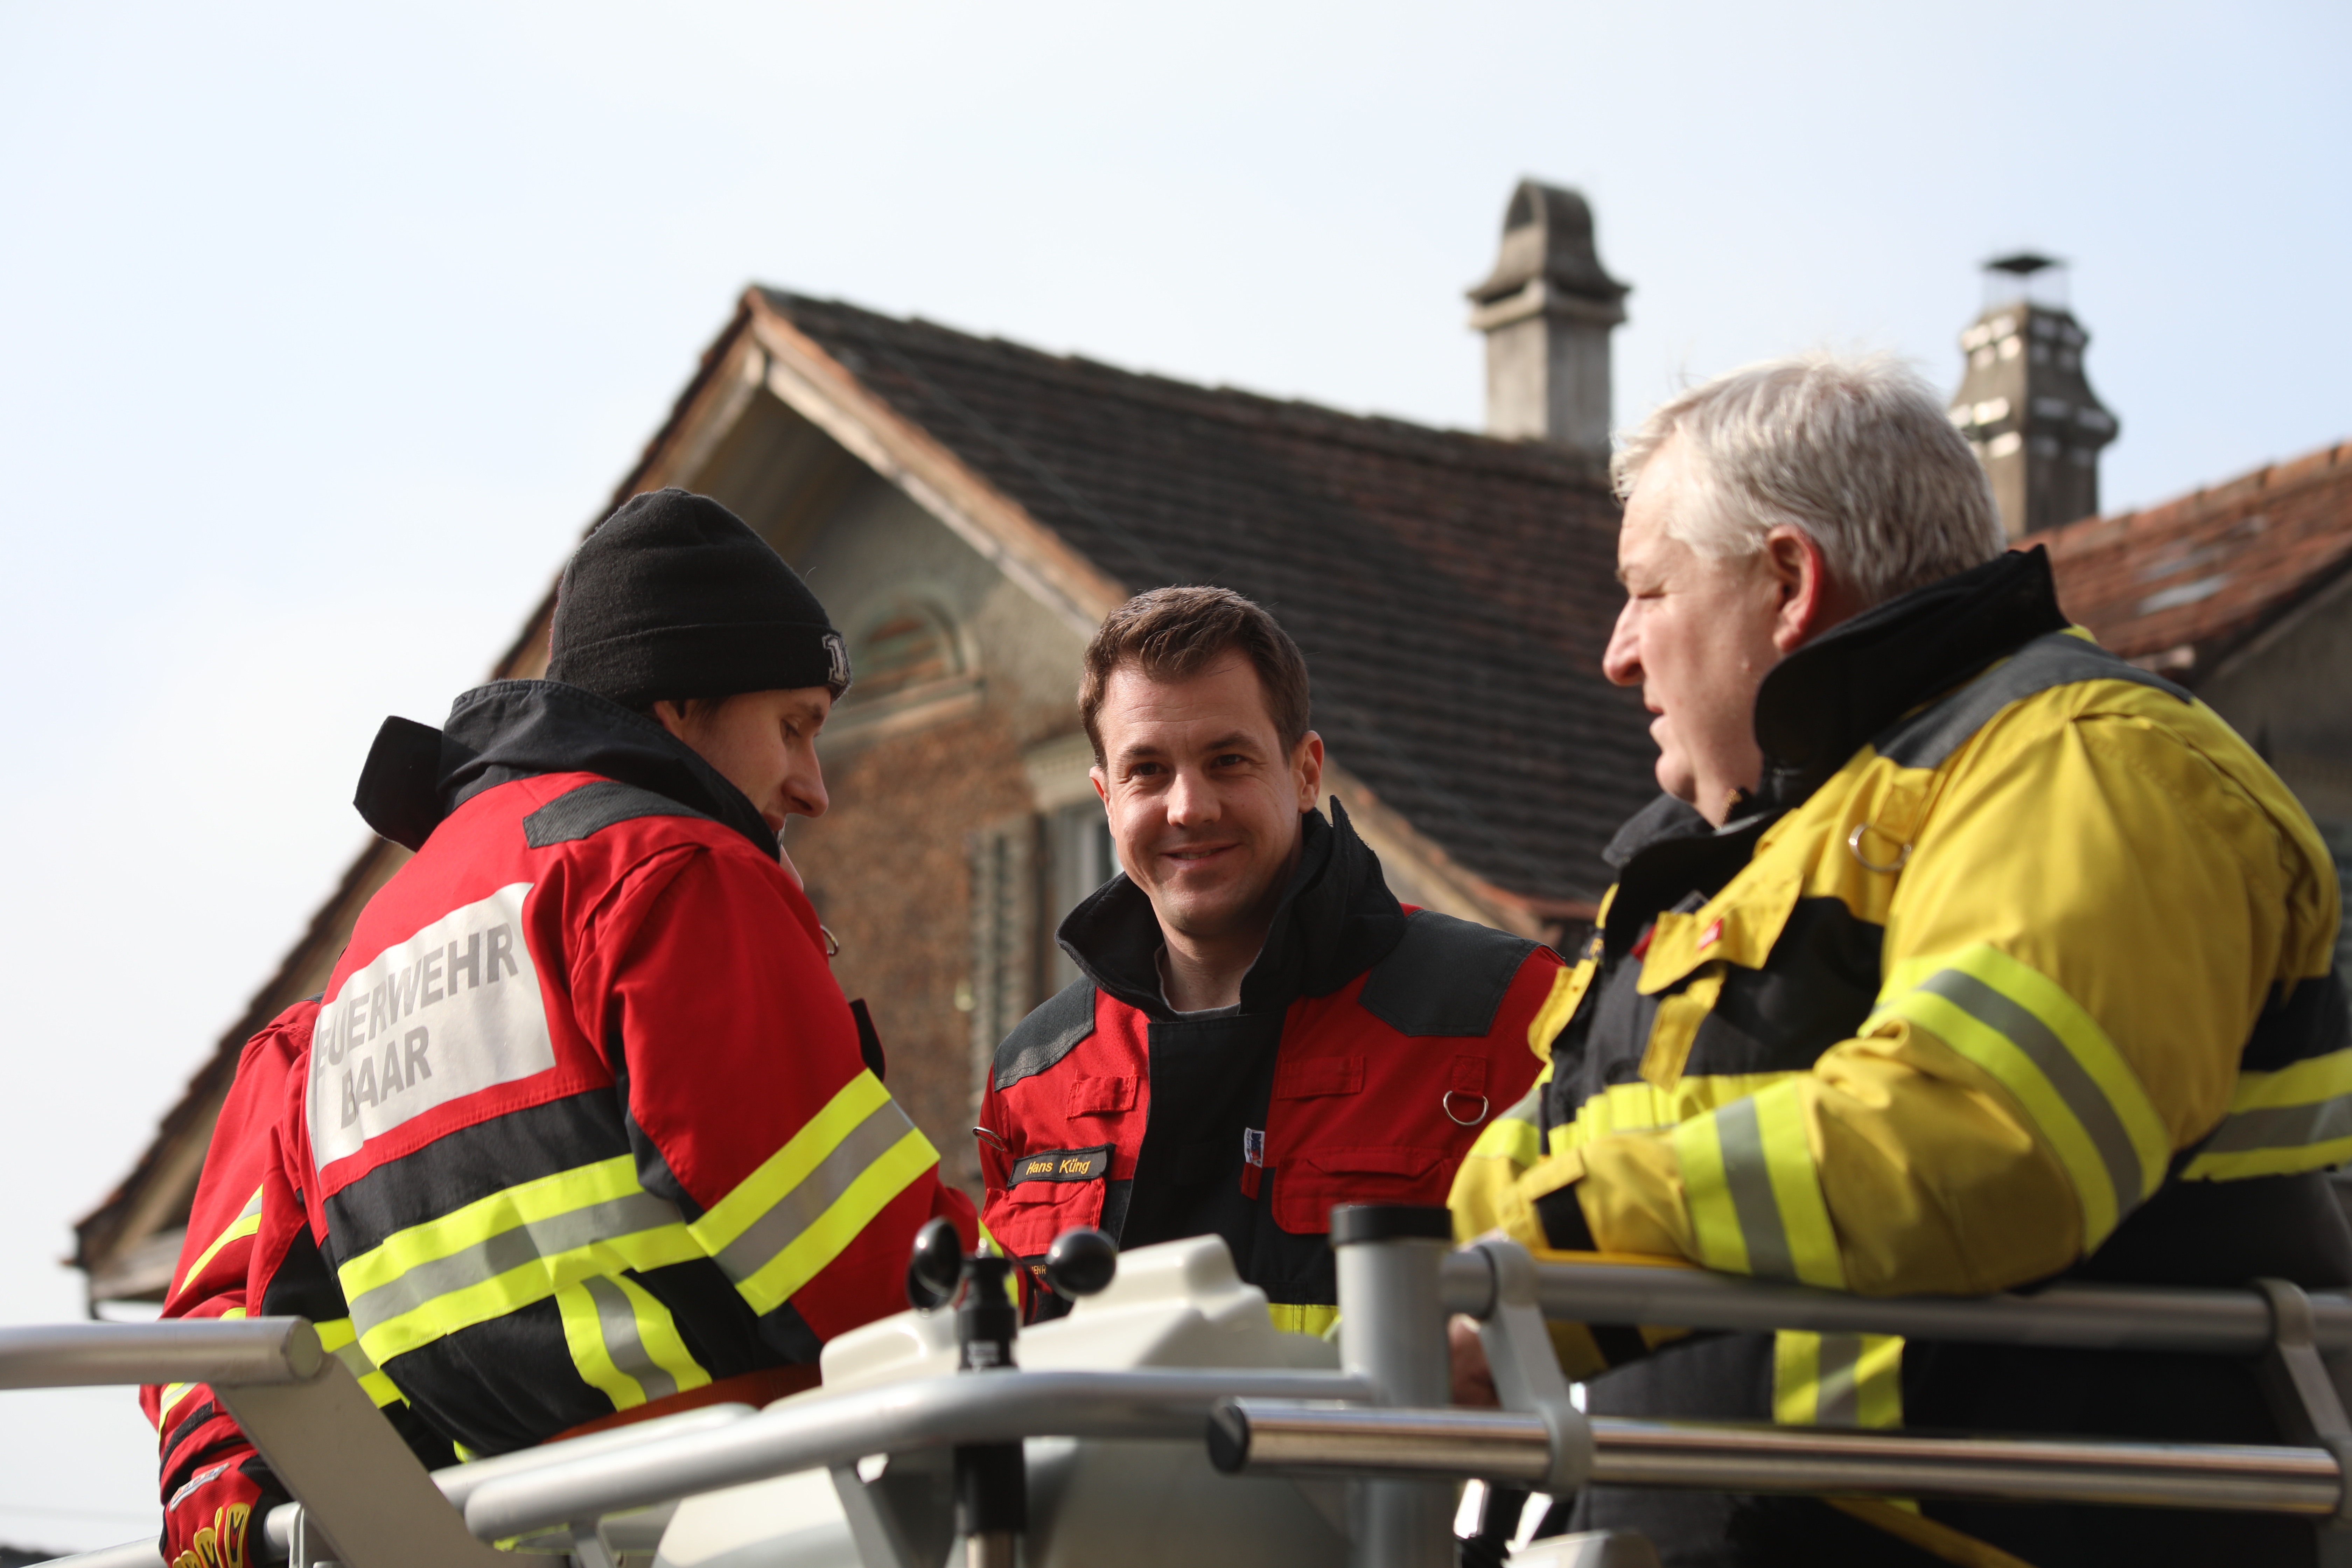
[75,183,1658,1300]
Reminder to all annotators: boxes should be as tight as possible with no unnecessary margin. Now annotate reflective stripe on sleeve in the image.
[338,1155,700,1365]
[1872,945,2168,1249]
[1675,1081,1844,1288]
[314,1315,404,1409]
[2185,1048,2352,1181]
[1547,1071,1801,1159]
[689,1070,940,1316]
[554,1273,711,1412]
[174,1186,265,1299]
[1465,1073,1549,1170]
[1774,1330,1903,1429]
[1267,1303,1340,1339]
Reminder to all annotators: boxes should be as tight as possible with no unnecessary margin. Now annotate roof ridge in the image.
[756,287,1610,488]
[2029,435,2352,546]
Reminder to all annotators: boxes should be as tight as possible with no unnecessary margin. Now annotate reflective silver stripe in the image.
[1815,1334,1862,1428]
[580,1275,678,1402]
[2199,1094,2352,1155]
[713,1098,918,1283]
[1915,969,2146,1218]
[347,1190,684,1335]
[1715,1099,1795,1280]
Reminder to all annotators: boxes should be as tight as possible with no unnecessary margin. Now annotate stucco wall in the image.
[772,471,1094,1194]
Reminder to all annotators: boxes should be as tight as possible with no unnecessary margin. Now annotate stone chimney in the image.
[1467,179,1629,459]
[1948,254,2119,537]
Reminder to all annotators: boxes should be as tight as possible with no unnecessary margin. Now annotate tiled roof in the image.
[2029,440,2352,678]
[762,290,1656,909]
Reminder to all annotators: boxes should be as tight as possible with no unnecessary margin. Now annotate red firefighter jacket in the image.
[156,678,973,1525]
[978,802,1557,1331]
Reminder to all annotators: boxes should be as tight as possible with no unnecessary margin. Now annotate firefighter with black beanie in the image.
[145,490,973,1568]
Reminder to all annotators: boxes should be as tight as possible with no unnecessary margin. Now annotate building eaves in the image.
[2028,439,2352,681]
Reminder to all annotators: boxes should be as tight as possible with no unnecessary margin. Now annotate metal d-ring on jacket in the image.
[1451,547,2352,1566]
[980,801,1560,1336]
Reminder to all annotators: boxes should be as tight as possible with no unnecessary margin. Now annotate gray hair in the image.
[1612,352,2004,608]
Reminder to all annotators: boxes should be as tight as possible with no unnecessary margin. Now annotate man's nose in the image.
[1164,766,1217,825]
[786,757,830,821]
[1602,600,1644,688]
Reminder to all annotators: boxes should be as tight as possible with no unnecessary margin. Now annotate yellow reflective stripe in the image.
[340,1156,699,1365]
[1675,1112,1746,1274]
[734,1128,938,1315]
[1268,1303,1339,1339]
[691,1071,940,1316]
[1526,963,1587,1063]
[175,1186,265,1297]
[1466,1072,1549,1168]
[1875,946,2167,1248]
[2184,1048,2352,1180]
[1675,1082,1843,1287]
[315,1315,403,1410]
[1548,1071,1800,1156]
[156,1309,250,1429]
[556,1277,707,1411]
[557,1281,643,1409]
[156,1381,199,1426]
[1774,1330,1903,1428]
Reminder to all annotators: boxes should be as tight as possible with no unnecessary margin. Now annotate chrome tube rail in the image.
[1210,1400,2343,1517]
[458,1368,1376,1543]
[0,1319,323,1391]
[1436,1252,2352,1357]
[19,1227,2352,1568]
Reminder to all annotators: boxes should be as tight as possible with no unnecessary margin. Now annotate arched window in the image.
[846,598,962,703]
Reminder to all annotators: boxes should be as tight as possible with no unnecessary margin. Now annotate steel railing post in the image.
[1332,1205,1456,1568]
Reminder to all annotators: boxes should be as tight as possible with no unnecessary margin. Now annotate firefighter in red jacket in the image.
[148,489,975,1568]
[978,587,1559,1333]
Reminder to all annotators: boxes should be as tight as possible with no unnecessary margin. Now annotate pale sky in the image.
[1,0,2345,1547]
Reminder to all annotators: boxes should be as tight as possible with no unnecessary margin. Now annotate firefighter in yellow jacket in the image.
[1452,353,2352,1567]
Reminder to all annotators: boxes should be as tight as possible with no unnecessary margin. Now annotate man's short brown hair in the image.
[1079,587,1312,764]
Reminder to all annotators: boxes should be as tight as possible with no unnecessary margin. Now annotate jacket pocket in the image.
[1063,1074,1137,1118]
[985,1144,1112,1260]
[1272,1144,1451,1235]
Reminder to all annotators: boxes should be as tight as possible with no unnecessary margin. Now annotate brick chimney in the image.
[1467,180,1629,459]
[1948,254,2119,537]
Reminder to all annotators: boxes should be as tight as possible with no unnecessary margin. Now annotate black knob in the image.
[907,1216,963,1310]
[1043,1227,1118,1299]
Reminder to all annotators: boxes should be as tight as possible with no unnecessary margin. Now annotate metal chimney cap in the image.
[1984,251,2064,276]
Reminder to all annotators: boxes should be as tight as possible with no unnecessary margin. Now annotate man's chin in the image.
[1653,754,1699,804]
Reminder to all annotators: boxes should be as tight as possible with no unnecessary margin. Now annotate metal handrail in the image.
[458,1368,1377,1542]
[1210,1400,2343,1517]
[1437,1253,2352,1356]
[0,1319,323,1391]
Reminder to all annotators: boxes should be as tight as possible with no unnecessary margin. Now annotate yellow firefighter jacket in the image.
[1452,547,2352,1564]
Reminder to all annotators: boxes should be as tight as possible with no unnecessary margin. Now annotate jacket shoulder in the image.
[1876,631,2189,772]
[993,979,1099,1092]
[520,777,718,849]
[1360,909,1550,1038]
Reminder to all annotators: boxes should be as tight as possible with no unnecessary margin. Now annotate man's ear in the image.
[1763,526,1837,654]
[1293,731,1325,812]
[1090,764,1110,806]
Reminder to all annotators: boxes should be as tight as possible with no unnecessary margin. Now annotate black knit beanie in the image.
[545,489,851,709]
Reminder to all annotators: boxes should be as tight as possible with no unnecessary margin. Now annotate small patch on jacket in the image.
[1010,1144,1112,1186]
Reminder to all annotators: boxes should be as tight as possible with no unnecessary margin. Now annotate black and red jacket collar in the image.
[350,678,777,859]
[1052,798,1409,1023]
